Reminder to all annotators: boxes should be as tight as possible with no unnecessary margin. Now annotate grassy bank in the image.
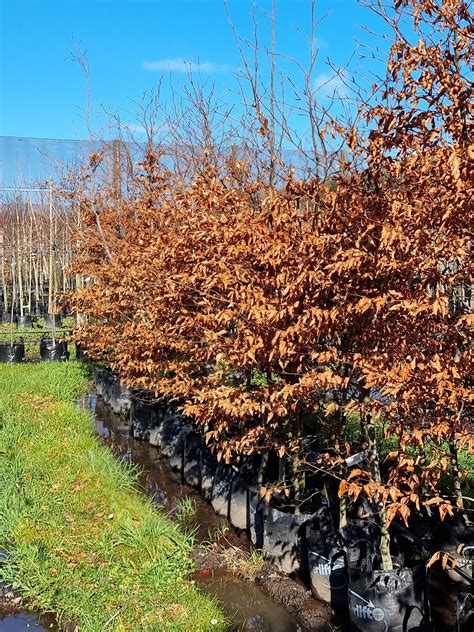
[0,361,225,631]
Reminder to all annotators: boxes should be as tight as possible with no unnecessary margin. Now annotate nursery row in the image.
[0,312,68,328]
[0,338,68,362]
[68,4,472,626]
[0,324,71,363]
[0,187,79,319]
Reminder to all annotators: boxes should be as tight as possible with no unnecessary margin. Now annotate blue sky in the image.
[0,0,388,141]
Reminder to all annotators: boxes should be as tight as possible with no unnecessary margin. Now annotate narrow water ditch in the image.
[0,611,48,632]
[0,590,56,632]
[82,391,311,632]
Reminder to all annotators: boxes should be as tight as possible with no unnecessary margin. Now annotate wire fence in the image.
[0,134,313,196]
[0,135,126,192]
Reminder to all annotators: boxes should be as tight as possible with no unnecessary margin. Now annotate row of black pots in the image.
[94,368,132,418]
[128,400,436,631]
[0,339,68,363]
[0,314,63,328]
[93,373,472,631]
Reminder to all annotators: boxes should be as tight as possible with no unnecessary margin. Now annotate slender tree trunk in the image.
[0,231,7,315]
[366,413,393,571]
[257,452,269,490]
[450,440,463,509]
[48,180,54,315]
[15,201,24,318]
[10,255,16,345]
[33,256,40,314]
[27,217,33,314]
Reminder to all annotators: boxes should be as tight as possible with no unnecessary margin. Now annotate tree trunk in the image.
[48,180,54,315]
[0,231,7,315]
[366,413,393,571]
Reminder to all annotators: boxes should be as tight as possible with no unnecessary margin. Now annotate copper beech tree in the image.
[68,0,472,570]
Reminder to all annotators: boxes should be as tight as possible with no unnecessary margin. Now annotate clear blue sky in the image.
[0,0,386,141]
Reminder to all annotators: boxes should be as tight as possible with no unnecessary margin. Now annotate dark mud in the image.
[255,564,333,632]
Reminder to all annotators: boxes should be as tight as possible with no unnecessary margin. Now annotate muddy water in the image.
[84,393,304,632]
[0,601,55,632]
[0,613,47,631]
[198,572,303,632]
[1,573,56,631]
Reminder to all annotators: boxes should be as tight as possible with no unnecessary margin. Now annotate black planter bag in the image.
[262,503,315,574]
[432,514,473,584]
[40,338,68,361]
[43,314,61,329]
[18,315,33,328]
[341,520,379,571]
[229,461,257,531]
[131,399,159,441]
[348,564,429,631]
[1,314,17,324]
[307,503,347,606]
[211,462,234,518]
[457,592,474,632]
[76,343,89,361]
[200,448,218,501]
[183,431,202,488]
[107,378,131,417]
[103,373,117,405]
[160,413,190,472]
[0,342,25,363]
[94,368,108,398]
[248,487,267,549]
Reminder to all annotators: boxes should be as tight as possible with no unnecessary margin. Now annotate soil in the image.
[0,586,24,616]
[255,564,334,632]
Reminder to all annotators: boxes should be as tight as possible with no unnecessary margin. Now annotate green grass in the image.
[0,361,226,631]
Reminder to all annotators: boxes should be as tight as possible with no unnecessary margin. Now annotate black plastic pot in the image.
[248,487,267,549]
[43,314,61,329]
[229,461,257,531]
[211,462,234,518]
[348,564,429,631]
[18,315,33,328]
[183,431,202,488]
[0,342,25,363]
[263,502,315,574]
[40,338,68,361]
[306,503,347,606]
[200,448,217,501]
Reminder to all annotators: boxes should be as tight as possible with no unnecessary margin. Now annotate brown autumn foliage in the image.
[67,0,473,565]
